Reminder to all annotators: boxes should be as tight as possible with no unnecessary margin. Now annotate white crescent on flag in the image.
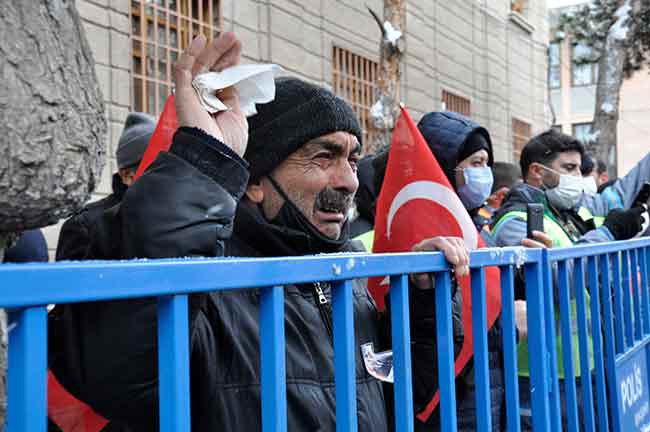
[386,180,479,250]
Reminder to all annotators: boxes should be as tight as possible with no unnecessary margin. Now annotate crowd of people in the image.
[5,32,648,431]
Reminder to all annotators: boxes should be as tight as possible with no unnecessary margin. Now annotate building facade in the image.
[549,4,650,177]
[42,0,550,257]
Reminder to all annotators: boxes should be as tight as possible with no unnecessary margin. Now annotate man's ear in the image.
[526,163,543,184]
[245,181,264,203]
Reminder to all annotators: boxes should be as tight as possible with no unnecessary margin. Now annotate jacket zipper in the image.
[312,282,334,342]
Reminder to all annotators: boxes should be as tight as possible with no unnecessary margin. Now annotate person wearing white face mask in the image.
[492,130,649,249]
[491,129,650,430]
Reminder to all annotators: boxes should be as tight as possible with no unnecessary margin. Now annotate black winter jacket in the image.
[55,174,127,261]
[49,128,445,431]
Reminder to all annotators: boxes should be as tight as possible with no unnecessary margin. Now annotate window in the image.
[573,122,594,144]
[572,43,598,87]
[442,90,471,117]
[130,0,222,116]
[549,42,561,89]
[332,46,379,151]
[512,118,532,161]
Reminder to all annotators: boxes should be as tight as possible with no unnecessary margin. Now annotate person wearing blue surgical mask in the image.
[412,112,520,431]
[370,111,532,431]
[417,113,530,238]
[455,151,494,212]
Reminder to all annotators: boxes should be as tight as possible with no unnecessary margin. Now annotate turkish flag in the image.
[368,106,501,421]
[134,96,179,180]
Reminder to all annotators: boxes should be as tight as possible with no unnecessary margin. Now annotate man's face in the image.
[258,131,361,239]
[118,167,136,187]
[597,170,609,186]
[454,149,490,188]
[541,151,582,189]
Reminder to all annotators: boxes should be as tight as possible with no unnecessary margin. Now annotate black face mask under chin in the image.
[265,176,350,254]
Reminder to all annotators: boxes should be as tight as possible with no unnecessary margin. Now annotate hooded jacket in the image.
[416,112,504,431]
[49,127,443,431]
[417,111,494,188]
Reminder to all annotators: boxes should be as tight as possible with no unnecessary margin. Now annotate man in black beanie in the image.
[49,33,470,431]
[238,76,366,253]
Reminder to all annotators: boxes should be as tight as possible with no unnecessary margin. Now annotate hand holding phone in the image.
[526,203,544,240]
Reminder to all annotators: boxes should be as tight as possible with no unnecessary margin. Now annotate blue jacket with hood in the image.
[416,112,505,432]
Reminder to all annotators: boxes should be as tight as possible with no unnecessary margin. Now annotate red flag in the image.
[48,370,108,432]
[368,106,502,421]
[134,96,179,180]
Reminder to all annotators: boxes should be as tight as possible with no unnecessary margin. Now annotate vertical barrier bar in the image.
[588,255,609,432]
[390,274,414,432]
[642,246,650,326]
[557,260,579,432]
[498,265,520,432]
[332,279,357,432]
[524,260,550,432]
[622,250,634,346]
[600,254,622,432]
[7,306,48,432]
[573,258,595,432]
[470,267,491,432]
[631,250,643,341]
[158,295,191,432]
[435,270,458,432]
[640,247,650,335]
[260,286,287,432]
[541,251,561,432]
[612,251,625,353]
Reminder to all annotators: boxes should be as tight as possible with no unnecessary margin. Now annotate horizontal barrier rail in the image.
[0,248,539,308]
[1,239,650,431]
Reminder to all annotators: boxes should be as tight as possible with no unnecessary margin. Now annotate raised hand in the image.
[173,33,248,157]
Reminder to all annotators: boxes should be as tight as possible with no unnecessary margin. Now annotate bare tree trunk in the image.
[369,0,405,155]
[0,0,107,427]
[0,0,107,232]
[590,0,635,178]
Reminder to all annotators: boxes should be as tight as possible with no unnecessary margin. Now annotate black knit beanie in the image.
[245,77,363,181]
[458,131,491,165]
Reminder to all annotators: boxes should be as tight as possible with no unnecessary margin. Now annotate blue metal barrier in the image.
[548,237,650,432]
[1,238,650,431]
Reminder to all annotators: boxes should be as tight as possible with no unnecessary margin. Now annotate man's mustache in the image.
[314,187,354,214]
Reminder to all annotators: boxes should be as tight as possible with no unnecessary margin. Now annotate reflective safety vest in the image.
[578,206,605,228]
[492,209,595,378]
[355,230,375,252]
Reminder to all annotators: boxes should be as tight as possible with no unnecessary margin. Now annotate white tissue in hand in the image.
[191,64,283,116]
